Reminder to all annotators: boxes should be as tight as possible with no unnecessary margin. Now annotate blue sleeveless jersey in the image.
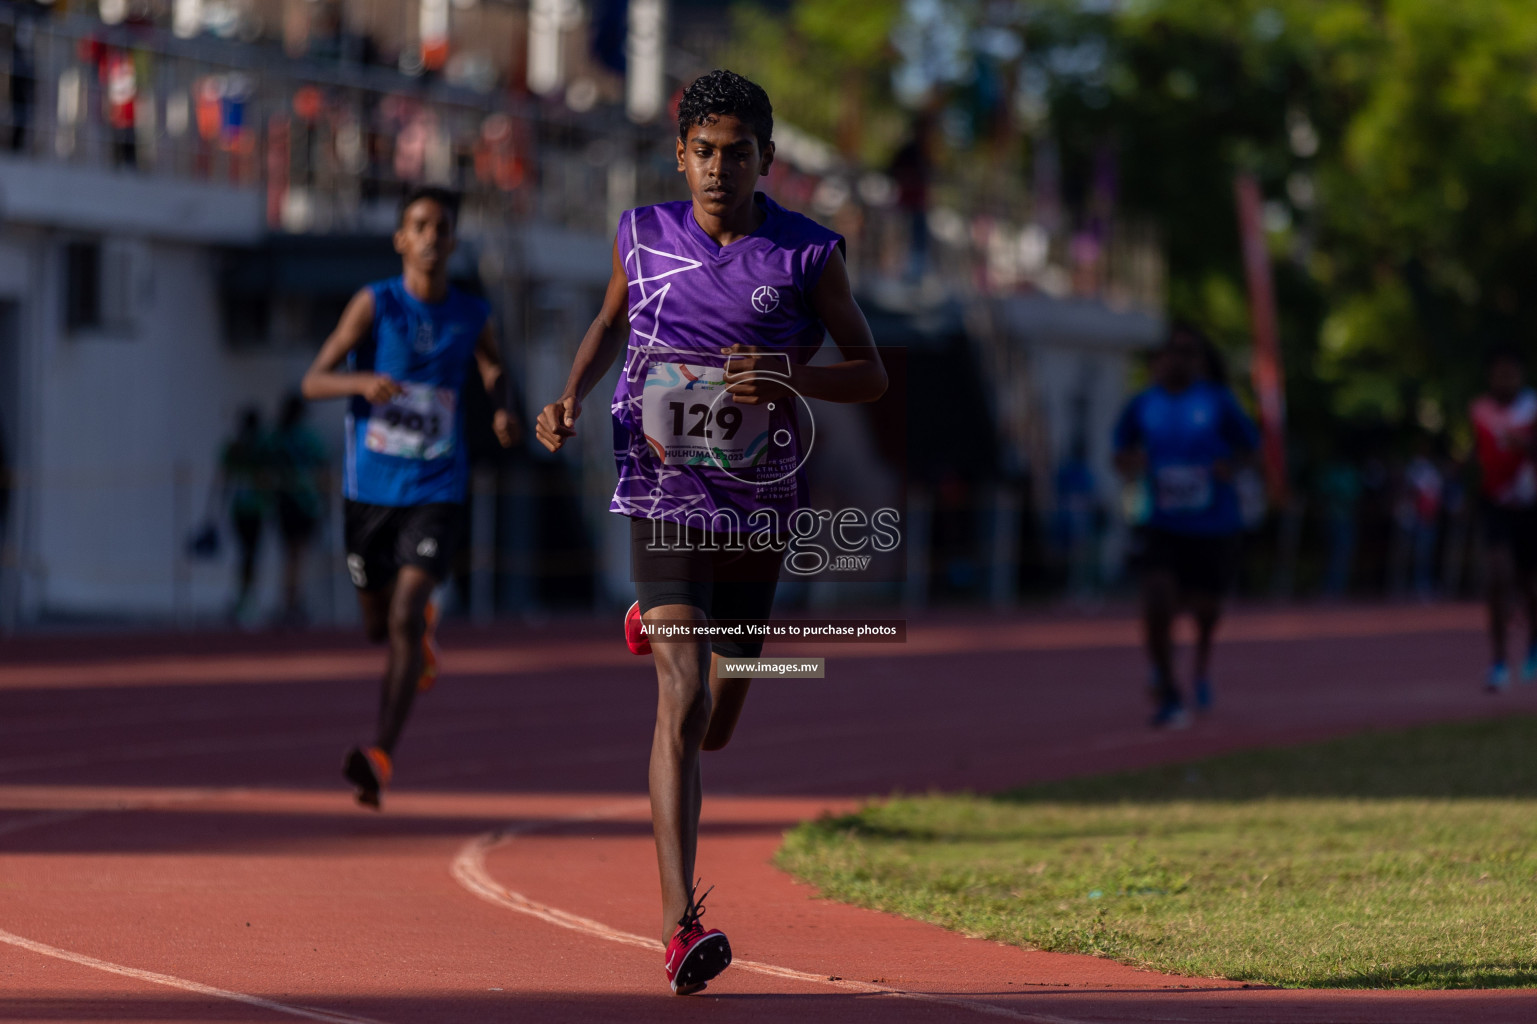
[343,277,489,507]
[1112,381,1260,536]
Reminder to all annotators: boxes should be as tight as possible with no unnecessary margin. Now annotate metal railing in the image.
[0,8,681,235]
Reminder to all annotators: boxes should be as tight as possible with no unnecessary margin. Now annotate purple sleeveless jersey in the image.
[609,194,844,528]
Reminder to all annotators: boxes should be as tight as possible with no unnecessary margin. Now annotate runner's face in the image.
[676,115,773,220]
[394,199,456,275]
[1159,338,1201,389]
[1490,358,1524,401]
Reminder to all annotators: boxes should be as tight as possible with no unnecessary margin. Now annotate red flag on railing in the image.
[1234,172,1288,503]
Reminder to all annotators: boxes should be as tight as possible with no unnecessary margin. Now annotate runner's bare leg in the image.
[1191,592,1222,684]
[703,653,751,751]
[375,565,435,754]
[646,603,713,943]
[1143,569,1179,704]
[1488,547,1513,666]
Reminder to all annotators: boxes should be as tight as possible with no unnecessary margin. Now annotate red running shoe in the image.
[664,882,731,995]
[624,600,651,655]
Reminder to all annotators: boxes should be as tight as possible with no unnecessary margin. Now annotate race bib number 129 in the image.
[641,363,772,469]
[365,383,455,460]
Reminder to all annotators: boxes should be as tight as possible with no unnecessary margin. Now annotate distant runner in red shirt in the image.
[1470,344,1537,691]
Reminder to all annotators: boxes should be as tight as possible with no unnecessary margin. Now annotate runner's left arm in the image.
[724,249,887,405]
[474,322,520,448]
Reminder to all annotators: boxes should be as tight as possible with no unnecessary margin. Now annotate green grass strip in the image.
[776,716,1537,988]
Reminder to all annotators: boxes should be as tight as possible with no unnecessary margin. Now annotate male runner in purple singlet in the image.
[536,70,886,994]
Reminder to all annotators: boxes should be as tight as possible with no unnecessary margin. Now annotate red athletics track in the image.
[2,602,1535,1023]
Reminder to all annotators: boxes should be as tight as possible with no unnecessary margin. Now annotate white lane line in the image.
[1,787,390,1022]
[0,788,247,840]
[450,810,1088,1024]
[0,809,90,838]
[0,926,388,1024]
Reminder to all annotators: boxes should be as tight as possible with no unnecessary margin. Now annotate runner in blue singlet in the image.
[301,185,517,808]
[1114,323,1259,728]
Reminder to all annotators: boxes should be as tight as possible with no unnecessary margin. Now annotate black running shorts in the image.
[1141,527,1240,597]
[629,515,783,658]
[1484,502,1537,575]
[344,500,463,590]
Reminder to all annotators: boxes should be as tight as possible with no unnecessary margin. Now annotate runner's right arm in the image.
[300,289,401,404]
[536,241,630,453]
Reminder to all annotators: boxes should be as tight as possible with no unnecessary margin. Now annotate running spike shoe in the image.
[1193,676,1214,712]
[1150,698,1191,730]
[664,881,731,995]
[343,745,392,809]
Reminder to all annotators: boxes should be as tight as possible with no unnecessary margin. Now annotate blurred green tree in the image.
[729,0,1537,462]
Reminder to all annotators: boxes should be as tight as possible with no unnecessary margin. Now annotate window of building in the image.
[64,240,101,331]
[64,239,138,335]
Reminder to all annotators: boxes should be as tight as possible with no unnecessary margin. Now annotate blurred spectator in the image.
[7,14,35,152]
[219,407,271,626]
[1439,454,1471,596]
[1318,458,1362,598]
[307,3,344,62]
[0,414,9,568]
[83,40,140,169]
[889,116,932,282]
[1359,455,1393,591]
[1406,443,1444,600]
[269,394,328,627]
[1054,437,1102,601]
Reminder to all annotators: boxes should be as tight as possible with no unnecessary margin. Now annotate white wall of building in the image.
[993,295,1164,580]
[13,232,343,620]
[0,161,359,623]
[0,155,633,624]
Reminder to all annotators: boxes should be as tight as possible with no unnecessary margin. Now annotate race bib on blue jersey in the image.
[1154,464,1214,513]
[364,383,455,460]
[641,363,772,469]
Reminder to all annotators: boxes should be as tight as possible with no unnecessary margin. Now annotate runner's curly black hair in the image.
[398,184,460,228]
[1486,341,1524,369]
[677,69,773,151]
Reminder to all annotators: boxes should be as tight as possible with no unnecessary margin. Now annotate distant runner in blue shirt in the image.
[1114,324,1259,728]
[301,185,518,808]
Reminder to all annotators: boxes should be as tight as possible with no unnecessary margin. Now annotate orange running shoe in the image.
[343,745,392,809]
[418,600,440,692]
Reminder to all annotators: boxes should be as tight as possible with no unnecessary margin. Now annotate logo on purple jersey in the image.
[751,285,780,314]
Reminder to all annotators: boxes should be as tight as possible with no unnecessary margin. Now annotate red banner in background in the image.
[1234,172,1289,504]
